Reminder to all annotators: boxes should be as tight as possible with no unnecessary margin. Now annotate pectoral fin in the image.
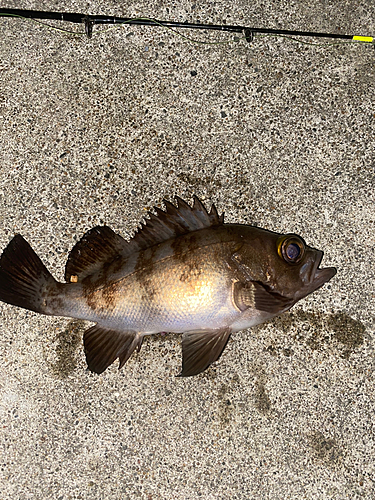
[179,328,232,377]
[233,281,294,314]
[83,325,143,374]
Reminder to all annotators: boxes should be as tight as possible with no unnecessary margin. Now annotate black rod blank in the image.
[0,8,372,42]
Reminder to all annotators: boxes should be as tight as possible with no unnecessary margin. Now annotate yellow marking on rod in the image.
[353,36,373,42]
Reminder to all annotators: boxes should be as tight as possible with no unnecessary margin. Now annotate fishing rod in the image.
[0,8,373,43]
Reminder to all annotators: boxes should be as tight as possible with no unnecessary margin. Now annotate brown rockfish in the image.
[0,197,336,376]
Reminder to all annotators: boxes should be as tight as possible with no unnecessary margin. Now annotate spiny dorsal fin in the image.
[65,196,223,283]
[131,195,223,250]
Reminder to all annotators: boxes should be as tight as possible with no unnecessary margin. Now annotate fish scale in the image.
[86,240,236,333]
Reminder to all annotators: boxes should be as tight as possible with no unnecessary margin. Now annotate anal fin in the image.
[83,325,142,374]
[179,328,231,377]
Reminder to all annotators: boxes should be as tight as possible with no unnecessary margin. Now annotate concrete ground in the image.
[0,1,374,499]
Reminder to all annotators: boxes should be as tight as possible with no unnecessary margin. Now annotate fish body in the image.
[0,197,336,376]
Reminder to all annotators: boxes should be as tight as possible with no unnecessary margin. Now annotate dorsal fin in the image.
[65,196,223,283]
[64,226,129,283]
[131,195,223,251]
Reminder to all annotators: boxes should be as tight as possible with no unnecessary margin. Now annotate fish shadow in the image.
[49,320,85,378]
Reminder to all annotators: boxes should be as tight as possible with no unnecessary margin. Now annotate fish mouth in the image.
[296,249,336,301]
[312,266,337,290]
[309,250,337,292]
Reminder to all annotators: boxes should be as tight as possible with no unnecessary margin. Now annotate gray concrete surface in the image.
[0,1,374,499]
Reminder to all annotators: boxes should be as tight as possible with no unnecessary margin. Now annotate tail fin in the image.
[0,235,57,314]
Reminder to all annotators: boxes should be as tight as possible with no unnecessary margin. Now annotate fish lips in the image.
[297,250,337,299]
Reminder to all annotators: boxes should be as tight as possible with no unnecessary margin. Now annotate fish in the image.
[0,196,336,377]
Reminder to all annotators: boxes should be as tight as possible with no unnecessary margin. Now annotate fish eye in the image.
[277,234,305,264]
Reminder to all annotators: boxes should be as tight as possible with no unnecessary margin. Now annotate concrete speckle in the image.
[264,308,366,359]
[309,431,344,465]
[0,0,374,499]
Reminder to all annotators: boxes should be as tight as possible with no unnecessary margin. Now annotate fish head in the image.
[236,227,337,308]
[274,234,337,303]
